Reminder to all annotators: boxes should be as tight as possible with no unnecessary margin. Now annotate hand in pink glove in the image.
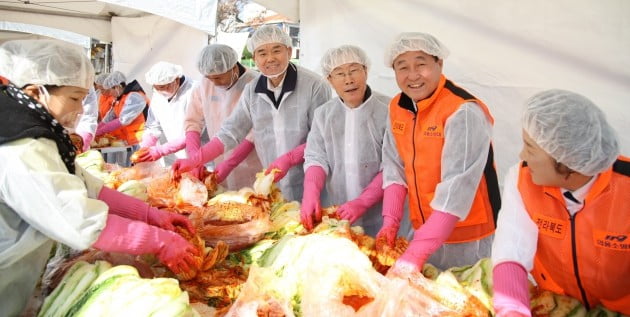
[95,118,122,136]
[265,143,306,182]
[493,262,532,317]
[337,172,384,223]
[79,132,93,152]
[172,137,224,178]
[389,210,459,274]
[300,165,326,230]
[98,186,195,233]
[140,133,159,148]
[93,214,199,274]
[214,139,255,183]
[134,137,187,163]
[376,184,407,246]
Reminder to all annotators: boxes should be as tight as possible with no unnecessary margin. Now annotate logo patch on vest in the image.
[533,214,567,239]
[422,124,443,138]
[593,230,630,251]
[392,120,406,135]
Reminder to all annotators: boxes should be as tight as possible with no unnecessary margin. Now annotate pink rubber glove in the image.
[172,137,224,178]
[389,210,459,274]
[79,132,93,152]
[376,183,407,246]
[184,130,201,156]
[300,165,326,230]
[493,262,532,317]
[337,172,384,223]
[265,143,306,182]
[98,186,195,233]
[214,139,255,183]
[95,118,122,136]
[140,133,159,148]
[183,131,205,179]
[92,214,199,274]
[135,136,187,163]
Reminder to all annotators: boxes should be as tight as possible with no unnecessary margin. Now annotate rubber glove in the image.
[337,172,384,223]
[265,143,306,182]
[300,165,326,230]
[95,118,122,136]
[79,132,93,152]
[98,186,195,233]
[493,262,532,317]
[389,210,459,274]
[92,214,199,274]
[134,136,186,163]
[376,183,407,246]
[172,137,224,178]
[184,130,201,156]
[182,131,205,179]
[214,139,255,183]
[140,133,159,148]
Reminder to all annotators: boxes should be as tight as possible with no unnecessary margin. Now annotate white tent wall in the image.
[299,0,630,184]
[111,15,209,98]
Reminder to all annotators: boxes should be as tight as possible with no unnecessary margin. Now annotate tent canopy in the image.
[0,0,217,42]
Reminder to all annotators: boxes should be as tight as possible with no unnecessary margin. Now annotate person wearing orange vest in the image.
[492,90,629,316]
[378,32,501,274]
[96,71,148,148]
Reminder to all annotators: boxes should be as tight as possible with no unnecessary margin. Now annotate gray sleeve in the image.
[430,102,492,218]
[118,92,146,125]
[382,114,407,188]
[303,108,330,174]
[216,89,254,151]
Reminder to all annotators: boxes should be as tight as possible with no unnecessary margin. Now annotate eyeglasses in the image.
[330,66,365,81]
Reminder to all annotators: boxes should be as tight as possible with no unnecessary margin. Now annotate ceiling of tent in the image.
[0,0,148,42]
[254,0,298,22]
[0,0,218,43]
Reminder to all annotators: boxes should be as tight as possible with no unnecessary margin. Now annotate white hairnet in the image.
[385,32,450,67]
[0,39,94,89]
[246,25,292,53]
[102,71,126,89]
[523,89,619,176]
[197,44,238,76]
[320,45,370,76]
[145,61,183,85]
[94,73,109,85]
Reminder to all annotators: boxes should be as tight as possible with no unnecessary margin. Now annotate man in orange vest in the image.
[96,71,149,165]
[492,90,629,316]
[378,32,501,273]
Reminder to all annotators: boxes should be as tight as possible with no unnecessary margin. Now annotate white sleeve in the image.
[0,138,108,250]
[118,92,146,125]
[491,164,538,270]
[184,86,206,133]
[431,102,492,219]
[76,88,98,135]
[216,90,254,151]
[142,107,162,138]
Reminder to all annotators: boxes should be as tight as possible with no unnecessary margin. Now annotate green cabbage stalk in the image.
[117,180,148,202]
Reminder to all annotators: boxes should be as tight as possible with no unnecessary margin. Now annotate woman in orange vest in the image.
[378,32,501,273]
[96,71,148,147]
[492,90,629,316]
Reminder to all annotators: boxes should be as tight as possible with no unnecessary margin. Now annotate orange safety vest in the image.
[388,75,500,243]
[518,157,630,314]
[0,75,8,85]
[110,80,148,145]
[97,93,114,121]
